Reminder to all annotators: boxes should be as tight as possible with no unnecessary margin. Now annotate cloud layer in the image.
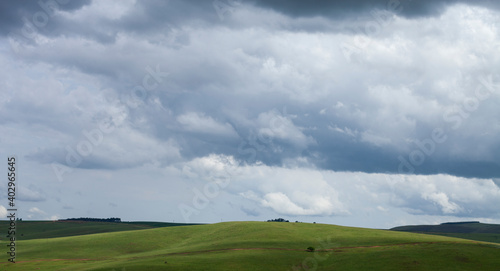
[1,0,500,226]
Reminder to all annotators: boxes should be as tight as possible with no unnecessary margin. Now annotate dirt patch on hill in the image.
[163,242,448,256]
[13,258,94,263]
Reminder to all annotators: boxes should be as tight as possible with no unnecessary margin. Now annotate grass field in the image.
[1,221,499,270]
[0,220,199,240]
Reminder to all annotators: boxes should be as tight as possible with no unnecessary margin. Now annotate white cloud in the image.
[422,192,462,214]
[27,207,47,219]
[261,192,338,216]
[49,215,60,221]
[28,207,45,214]
[360,131,392,146]
[177,112,238,138]
[0,205,7,219]
[180,154,500,221]
[181,154,240,184]
[61,0,136,21]
[328,125,358,138]
[18,185,45,202]
[257,110,315,149]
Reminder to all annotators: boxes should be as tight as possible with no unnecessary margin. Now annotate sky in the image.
[1,0,500,229]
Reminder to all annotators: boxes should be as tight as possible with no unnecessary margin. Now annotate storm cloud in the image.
[1,0,499,227]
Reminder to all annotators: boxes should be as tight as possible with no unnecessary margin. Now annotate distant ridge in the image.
[391,221,500,234]
[440,221,480,225]
[59,217,122,223]
[390,221,500,244]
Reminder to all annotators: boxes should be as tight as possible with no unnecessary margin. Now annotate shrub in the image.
[307,246,315,252]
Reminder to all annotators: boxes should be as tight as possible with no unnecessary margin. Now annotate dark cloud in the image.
[3,0,500,43]
[0,0,91,36]
[3,0,500,181]
[251,0,500,19]
[2,0,500,226]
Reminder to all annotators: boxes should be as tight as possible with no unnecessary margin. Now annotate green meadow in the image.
[0,220,199,240]
[1,221,499,270]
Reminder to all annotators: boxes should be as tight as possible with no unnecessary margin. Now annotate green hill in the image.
[0,220,199,240]
[1,221,499,270]
[391,222,500,244]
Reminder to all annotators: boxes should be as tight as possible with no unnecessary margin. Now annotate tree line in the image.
[59,217,121,222]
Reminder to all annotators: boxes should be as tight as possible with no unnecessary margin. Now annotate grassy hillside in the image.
[0,220,199,240]
[0,221,499,270]
[391,222,500,244]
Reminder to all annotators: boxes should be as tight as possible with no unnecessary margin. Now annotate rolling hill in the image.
[0,221,499,270]
[0,220,199,240]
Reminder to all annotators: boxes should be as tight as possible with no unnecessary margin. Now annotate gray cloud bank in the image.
[251,0,500,18]
[1,0,500,226]
[2,0,499,179]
